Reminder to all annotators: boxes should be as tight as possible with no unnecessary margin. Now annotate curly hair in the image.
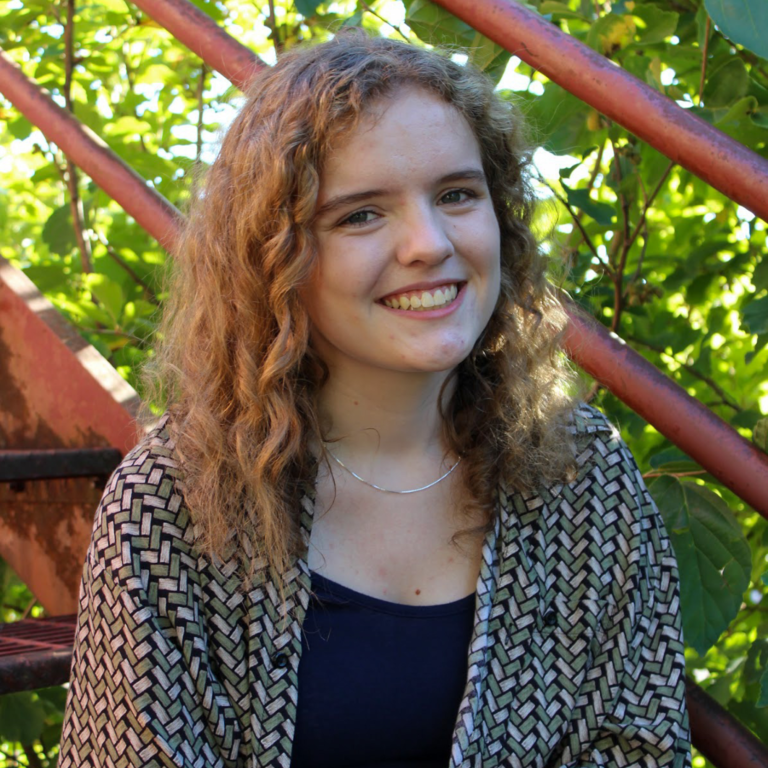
[144,31,579,578]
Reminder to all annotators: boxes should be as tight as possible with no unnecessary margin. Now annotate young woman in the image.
[59,33,691,768]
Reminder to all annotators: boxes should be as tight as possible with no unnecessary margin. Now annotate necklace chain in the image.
[324,449,462,494]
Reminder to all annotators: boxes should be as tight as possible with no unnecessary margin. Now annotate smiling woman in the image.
[58,31,691,768]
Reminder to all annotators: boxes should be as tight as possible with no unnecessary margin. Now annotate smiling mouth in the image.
[380,282,461,311]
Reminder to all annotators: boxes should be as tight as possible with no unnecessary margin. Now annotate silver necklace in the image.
[324,449,462,494]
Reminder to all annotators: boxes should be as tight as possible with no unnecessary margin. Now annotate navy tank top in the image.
[290,571,476,768]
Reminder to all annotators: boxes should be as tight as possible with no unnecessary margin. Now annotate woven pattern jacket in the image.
[59,405,691,768]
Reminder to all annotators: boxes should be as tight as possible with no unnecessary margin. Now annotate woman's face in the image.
[304,86,501,378]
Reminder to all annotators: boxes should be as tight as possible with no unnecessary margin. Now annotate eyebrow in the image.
[314,167,487,219]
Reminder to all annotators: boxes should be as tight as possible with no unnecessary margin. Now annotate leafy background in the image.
[0,0,766,763]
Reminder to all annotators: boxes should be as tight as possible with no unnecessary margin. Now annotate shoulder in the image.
[515,404,666,592]
[564,403,645,494]
[88,414,196,576]
[566,402,616,438]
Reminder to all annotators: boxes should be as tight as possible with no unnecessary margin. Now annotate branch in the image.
[63,0,93,274]
[119,45,147,152]
[608,138,631,332]
[267,0,283,57]
[698,14,712,104]
[564,140,606,253]
[624,160,674,254]
[627,335,743,412]
[587,140,606,191]
[21,595,37,620]
[103,241,159,304]
[533,171,609,272]
[21,745,42,768]
[360,1,411,41]
[196,64,207,166]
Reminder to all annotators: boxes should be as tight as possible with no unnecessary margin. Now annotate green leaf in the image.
[753,417,768,454]
[760,666,768,707]
[631,5,679,46]
[294,0,323,15]
[648,476,752,655]
[753,257,768,291]
[649,448,694,469]
[742,295,768,335]
[703,58,749,108]
[538,1,588,20]
[187,0,226,21]
[405,0,510,81]
[0,692,46,744]
[467,31,512,83]
[703,0,768,59]
[23,263,69,292]
[41,204,77,256]
[8,116,33,140]
[85,273,125,322]
[586,13,634,55]
[561,182,616,225]
[342,9,364,27]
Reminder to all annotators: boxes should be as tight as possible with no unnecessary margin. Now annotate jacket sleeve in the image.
[559,425,691,768]
[58,437,248,768]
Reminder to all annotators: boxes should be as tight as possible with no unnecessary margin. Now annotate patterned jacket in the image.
[60,405,691,767]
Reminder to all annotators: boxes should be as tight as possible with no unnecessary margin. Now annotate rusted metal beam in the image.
[0,256,142,614]
[0,448,122,482]
[564,308,768,519]
[130,0,267,90]
[431,0,768,222]
[685,677,768,768]
[0,50,181,253]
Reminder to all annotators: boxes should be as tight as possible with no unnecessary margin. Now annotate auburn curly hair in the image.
[144,31,579,578]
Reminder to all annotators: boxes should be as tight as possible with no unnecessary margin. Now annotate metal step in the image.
[0,615,76,693]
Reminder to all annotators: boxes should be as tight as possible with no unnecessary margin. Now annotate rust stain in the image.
[0,330,65,450]
[0,477,100,606]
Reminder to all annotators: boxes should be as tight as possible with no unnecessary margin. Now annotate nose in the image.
[395,204,454,267]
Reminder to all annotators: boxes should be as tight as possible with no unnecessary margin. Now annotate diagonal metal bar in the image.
[431,0,768,222]
[0,50,181,253]
[129,0,267,89]
[685,677,768,768]
[564,307,768,519]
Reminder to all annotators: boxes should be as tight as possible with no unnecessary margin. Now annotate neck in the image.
[317,362,454,461]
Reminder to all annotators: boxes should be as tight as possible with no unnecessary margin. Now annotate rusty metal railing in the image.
[2,28,767,520]
[0,53,180,252]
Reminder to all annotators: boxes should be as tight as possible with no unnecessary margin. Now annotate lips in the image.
[380,282,461,311]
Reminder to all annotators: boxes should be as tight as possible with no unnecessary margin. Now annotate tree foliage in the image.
[0,0,766,763]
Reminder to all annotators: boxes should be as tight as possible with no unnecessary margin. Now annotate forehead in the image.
[319,87,483,192]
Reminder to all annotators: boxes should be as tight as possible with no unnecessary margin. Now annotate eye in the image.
[340,209,378,227]
[440,189,477,205]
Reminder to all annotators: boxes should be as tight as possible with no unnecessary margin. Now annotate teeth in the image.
[382,283,460,312]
